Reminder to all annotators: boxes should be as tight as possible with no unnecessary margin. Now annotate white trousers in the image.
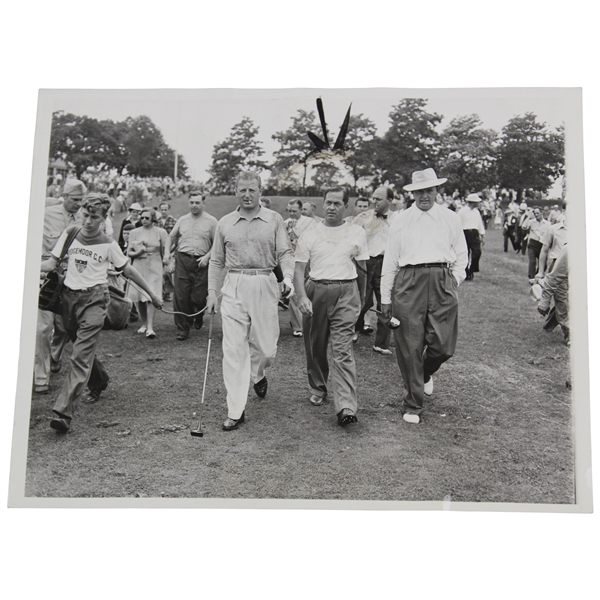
[220,272,280,419]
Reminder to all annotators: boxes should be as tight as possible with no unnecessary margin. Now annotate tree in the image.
[207,117,267,194]
[49,111,187,179]
[311,162,342,193]
[270,109,318,194]
[123,115,187,179]
[495,113,564,199]
[374,99,442,187]
[342,114,378,191]
[438,114,498,195]
[50,111,127,178]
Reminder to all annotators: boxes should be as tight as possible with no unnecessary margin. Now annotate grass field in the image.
[24,196,573,503]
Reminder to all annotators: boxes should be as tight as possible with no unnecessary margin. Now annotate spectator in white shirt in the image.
[457,193,486,281]
[381,169,468,424]
[352,186,397,354]
[284,198,317,337]
[522,206,551,279]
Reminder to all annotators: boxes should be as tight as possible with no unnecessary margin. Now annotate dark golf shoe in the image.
[253,377,268,398]
[337,408,358,426]
[222,411,245,431]
[50,417,70,433]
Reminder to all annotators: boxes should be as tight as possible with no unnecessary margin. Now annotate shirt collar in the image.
[234,205,271,223]
[412,201,441,222]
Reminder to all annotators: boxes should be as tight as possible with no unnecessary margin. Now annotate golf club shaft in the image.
[200,311,214,407]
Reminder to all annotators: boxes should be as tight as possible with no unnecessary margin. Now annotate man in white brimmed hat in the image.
[381,168,468,424]
[458,193,486,280]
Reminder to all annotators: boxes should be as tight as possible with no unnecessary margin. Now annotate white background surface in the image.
[1,1,597,598]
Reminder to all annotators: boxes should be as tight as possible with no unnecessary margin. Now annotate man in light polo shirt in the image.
[169,191,218,340]
[457,193,486,281]
[352,185,397,354]
[294,187,369,426]
[34,178,85,394]
[381,168,468,424]
[206,172,294,431]
[537,213,567,279]
[536,210,567,331]
[522,206,551,280]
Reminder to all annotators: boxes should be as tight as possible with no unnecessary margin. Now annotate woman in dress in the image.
[127,208,170,338]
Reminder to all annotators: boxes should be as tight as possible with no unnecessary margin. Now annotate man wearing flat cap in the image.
[34,179,86,394]
[457,193,486,281]
[381,168,468,424]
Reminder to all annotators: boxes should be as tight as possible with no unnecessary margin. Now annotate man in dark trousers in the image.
[169,191,218,340]
[457,193,486,280]
[381,168,468,424]
[294,187,369,426]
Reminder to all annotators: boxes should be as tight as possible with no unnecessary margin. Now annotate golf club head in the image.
[190,429,204,437]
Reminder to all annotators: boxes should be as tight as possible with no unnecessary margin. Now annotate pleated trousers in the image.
[391,266,459,415]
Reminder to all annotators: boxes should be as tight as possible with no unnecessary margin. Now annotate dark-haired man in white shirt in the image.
[294,187,369,426]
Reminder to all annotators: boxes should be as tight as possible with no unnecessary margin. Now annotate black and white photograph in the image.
[2,2,598,599]
[7,87,591,510]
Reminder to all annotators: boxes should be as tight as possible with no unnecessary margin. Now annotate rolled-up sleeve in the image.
[208,222,226,291]
[274,214,295,280]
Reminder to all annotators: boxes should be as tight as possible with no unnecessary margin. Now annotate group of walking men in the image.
[206,168,467,429]
[37,167,472,432]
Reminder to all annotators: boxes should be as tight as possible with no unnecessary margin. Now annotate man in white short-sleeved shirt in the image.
[294,187,369,426]
[381,168,468,424]
[40,193,162,433]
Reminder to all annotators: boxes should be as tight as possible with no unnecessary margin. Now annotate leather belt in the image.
[64,284,106,294]
[310,278,356,284]
[402,262,450,269]
[229,268,273,276]
[178,251,202,259]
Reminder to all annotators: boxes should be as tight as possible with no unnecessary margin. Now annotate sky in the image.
[46,88,572,183]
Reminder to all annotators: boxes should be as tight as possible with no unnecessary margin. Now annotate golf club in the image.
[191,310,215,437]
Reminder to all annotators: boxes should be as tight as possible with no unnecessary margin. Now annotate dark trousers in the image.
[527,239,543,279]
[503,226,518,252]
[355,255,392,349]
[173,252,209,334]
[303,279,361,414]
[53,286,110,420]
[391,267,458,414]
[463,229,482,277]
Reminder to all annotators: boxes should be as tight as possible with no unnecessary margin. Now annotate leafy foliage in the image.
[206,117,267,194]
[269,110,318,193]
[438,114,498,195]
[373,99,442,187]
[50,111,187,179]
[495,113,564,198]
[342,114,378,190]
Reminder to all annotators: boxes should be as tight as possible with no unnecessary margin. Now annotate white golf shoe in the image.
[403,413,420,424]
[424,376,434,396]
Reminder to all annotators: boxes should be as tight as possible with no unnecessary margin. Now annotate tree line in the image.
[49,99,565,201]
[207,99,565,200]
[49,111,188,180]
